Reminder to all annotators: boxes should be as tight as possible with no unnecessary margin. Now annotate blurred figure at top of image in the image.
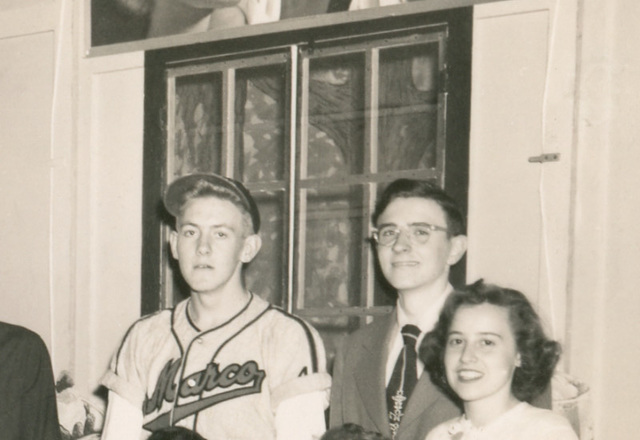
[116,0,282,38]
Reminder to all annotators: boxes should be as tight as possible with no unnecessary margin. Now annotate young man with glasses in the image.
[329,178,468,440]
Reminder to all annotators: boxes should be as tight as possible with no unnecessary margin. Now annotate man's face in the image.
[375,197,466,296]
[169,196,260,296]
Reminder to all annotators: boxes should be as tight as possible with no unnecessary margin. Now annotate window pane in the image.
[236,65,287,183]
[309,315,362,368]
[305,54,365,178]
[245,189,286,306]
[377,43,440,172]
[296,184,367,309]
[173,73,223,177]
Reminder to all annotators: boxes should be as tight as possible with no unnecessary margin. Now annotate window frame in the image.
[141,5,472,318]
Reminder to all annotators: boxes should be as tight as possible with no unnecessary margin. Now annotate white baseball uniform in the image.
[101,293,331,439]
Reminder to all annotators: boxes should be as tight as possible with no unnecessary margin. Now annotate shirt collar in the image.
[395,283,453,333]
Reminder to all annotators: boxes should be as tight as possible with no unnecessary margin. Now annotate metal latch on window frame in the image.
[528,153,560,163]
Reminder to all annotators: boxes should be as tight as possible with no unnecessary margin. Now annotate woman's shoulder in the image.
[519,402,572,423]
[504,403,578,439]
[424,416,463,440]
[427,404,579,440]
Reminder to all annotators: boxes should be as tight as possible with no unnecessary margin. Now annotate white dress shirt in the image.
[385,284,453,385]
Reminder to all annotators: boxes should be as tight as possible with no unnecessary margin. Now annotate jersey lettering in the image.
[143,358,266,429]
[144,358,181,414]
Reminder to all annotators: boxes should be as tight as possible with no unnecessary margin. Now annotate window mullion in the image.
[435,34,448,188]
[163,76,178,308]
[222,68,235,177]
[366,48,380,175]
[166,76,177,181]
[363,48,380,314]
[286,45,301,313]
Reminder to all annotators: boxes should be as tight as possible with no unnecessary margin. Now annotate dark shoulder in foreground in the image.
[0,321,46,350]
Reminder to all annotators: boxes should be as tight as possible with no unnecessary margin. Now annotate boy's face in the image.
[169,196,261,296]
[375,197,466,296]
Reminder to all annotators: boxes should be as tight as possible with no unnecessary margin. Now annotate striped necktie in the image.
[386,324,421,438]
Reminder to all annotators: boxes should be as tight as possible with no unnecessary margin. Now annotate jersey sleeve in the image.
[100,391,143,440]
[100,316,158,408]
[275,391,327,440]
[264,311,332,410]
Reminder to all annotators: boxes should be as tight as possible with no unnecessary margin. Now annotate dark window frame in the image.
[141,6,472,320]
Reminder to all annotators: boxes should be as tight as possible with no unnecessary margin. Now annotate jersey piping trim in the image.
[185,303,201,333]
[172,293,256,428]
[269,306,319,373]
[170,307,185,356]
[114,310,168,375]
[208,304,271,363]
[192,302,271,427]
[182,293,255,336]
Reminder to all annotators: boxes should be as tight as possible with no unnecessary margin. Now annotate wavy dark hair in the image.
[321,423,390,440]
[420,279,561,404]
[147,426,207,440]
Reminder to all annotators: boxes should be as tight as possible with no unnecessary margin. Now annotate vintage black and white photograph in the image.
[0,0,635,438]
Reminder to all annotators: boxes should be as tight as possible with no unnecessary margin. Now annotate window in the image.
[142,6,471,361]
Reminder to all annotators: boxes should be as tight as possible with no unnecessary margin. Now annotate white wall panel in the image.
[467,0,577,345]
[0,31,55,349]
[468,7,548,296]
[569,0,640,437]
[73,53,145,395]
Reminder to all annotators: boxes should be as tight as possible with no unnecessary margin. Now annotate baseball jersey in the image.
[101,293,331,440]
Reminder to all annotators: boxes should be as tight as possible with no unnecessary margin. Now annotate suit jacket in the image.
[329,311,460,440]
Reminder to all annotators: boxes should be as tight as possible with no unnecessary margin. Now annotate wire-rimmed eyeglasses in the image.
[371,223,449,247]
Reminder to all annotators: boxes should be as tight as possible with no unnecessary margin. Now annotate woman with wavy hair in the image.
[419,280,578,440]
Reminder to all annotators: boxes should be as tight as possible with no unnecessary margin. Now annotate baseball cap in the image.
[163,173,261,233]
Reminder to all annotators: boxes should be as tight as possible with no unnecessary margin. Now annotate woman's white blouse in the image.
[425,402,579,440]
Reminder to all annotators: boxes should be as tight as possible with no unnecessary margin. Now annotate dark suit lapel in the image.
[398,372,459,439]
[401,372,440,427]
[354,313,397,436]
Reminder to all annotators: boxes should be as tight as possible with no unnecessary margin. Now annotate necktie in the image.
[387,324,421,438]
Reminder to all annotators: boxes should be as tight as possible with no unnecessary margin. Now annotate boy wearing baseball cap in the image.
[101,174,331,440]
